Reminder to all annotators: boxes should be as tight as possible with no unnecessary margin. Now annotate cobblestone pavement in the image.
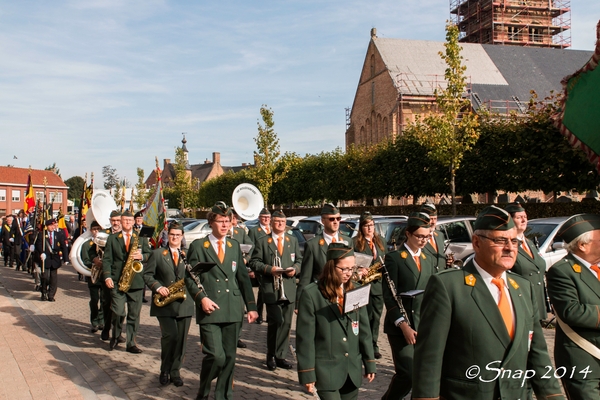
[0,262,558,399]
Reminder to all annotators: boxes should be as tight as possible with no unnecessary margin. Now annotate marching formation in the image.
[3,196,600,400]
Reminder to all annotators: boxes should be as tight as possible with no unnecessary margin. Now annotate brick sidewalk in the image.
[0,262,558,399]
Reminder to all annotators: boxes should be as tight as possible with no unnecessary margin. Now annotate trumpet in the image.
[273,253,288,302]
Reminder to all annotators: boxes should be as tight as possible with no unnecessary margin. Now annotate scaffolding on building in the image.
[450,0,571,49]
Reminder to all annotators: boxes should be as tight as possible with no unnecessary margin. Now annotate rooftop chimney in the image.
[213,152,221,164]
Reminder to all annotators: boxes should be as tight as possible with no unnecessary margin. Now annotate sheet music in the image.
[343,285,371,314]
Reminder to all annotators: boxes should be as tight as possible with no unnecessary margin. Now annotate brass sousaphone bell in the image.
[232,183,265,221]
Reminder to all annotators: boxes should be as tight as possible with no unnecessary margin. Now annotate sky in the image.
[1,1,599,188]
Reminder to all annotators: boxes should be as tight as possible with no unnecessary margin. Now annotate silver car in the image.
[524,216,570,271]
[183,219,212,244]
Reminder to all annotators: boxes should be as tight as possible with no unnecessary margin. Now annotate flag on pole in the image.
[23,169,35,214]
[142,158,167,248]
[554,20,600,172]
[57,206,68,235]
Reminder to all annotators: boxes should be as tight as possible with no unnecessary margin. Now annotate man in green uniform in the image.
[100,210,122,341]
[144,221,194,387]
[420,203,447,272]
[248,207,271,323]
[505,201,548,322]
[412,206,564,400]
[80,221,104,332]
[185,202,258,400]
[250,210,302,370]
[102,209,151,353]
[297,203,351,309]
[546,214,600,399]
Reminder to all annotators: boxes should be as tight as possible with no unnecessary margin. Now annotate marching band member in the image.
[381,212,435,400]
[420,203,447,271]
[297,242,376,400]
[248,207,271,324]
[80,221,104,333]
[100,210,122,341]
[35,218,68,302]
[144,221,193,387]
[249,209,302,370]
[102,210,151,353]
[185,202,257,400]
[297,203,351,310]
[352,211,387,359]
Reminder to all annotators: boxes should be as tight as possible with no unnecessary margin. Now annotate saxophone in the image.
[154,279,187,307]
[358,261,383,285]
[118,233,144,292]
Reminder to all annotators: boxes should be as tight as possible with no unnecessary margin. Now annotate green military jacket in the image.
[230,226,253,263]
[102,230,152,291]
[249,231,302,305]
[248,225,269,244]
[412,262,564,400]
[143,247,195,318]
[382,244,435,336]
[296,282,376,391]
[546,253,600,380]
[296,232,352,308]
[422,229,447,272]
[512,237,547,321]
[352,234,387,296]
[185,236,257,324]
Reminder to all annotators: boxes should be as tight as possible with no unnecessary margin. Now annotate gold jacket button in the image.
[216,279,220,282]
[344,353,348,357]
[226,289,230,292]
[225,278,229,282]
[343,338,347,342]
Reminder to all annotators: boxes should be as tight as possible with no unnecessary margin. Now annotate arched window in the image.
[370,54,375,78]
[383,117,388,139]
[359,126,365,145]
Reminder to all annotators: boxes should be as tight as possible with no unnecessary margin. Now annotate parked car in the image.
[287,227,307,257]
[167,217,198,228]
[524,216,570,271]
[183,219,211,243]
[296,216,323,241]
[286,216,307,227]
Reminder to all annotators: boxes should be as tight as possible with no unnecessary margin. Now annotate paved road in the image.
[0,262,558,399]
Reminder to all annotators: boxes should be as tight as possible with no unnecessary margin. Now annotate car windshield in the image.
[184,221,202,231]
[297,220,321,234]
[525,223,558,248]
[340,221,356,237]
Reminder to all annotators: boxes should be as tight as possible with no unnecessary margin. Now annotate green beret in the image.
[259,208,271,216]
[327,242,354,261]
[556,214,600,244]
[360,211,373,223]
[474,206,515,231]
[407,212,431,228]
[90,221,101,229]
[505,202,525,214]
[272,210,286,218]
[212,202,232,216]
[121,210,134,218]
[321,203,340,215]
[420,203,437,216]
[109,210,121,218]
[45,218,56,226]
[134,211,143,218]
[168,221,184,232]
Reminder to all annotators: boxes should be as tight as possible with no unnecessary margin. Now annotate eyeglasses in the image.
[328,217,342,222]
[336,267,355,274]
[363,224,375,229]
[214,219,230,225]
[168,233,182,237]
[410,233,430,241]
[477,234,519,247]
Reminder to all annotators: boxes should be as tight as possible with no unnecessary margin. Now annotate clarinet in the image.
[179,249,205,293]
[380,256,412,327]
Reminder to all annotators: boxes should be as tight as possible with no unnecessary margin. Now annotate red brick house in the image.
[0,166,68,217]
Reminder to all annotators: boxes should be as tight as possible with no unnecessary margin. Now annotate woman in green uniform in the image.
[297,242,376,400]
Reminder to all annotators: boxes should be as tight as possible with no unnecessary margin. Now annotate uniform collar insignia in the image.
[203,241,210,248]
[234,229,238,234]
[285,236,289,242]
[162,249,169,256]
[319,238,325,246]
[227,241,232,248]
[258,227,262,232]
[572,263,582,273]
[400,251,408,259]
[434,231,438,236]
[465,274,476,286]
[421,253,426,259]
[118,233,123,238]
[508,278,519,289]
[267,237,273,243]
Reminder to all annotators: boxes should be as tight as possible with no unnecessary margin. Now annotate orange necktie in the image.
[125,233,130,251]
[492,278,514,340]
[277,236,283,256]
[332,236,337,243]
[521,240,533,258]
[337,292,344,314]
[591,265,600,280]
[369,240,376,259]
[173,251,179,266]
[265,227,271,235]
[217,240,224,263]
[413,255,421,272]
[429,236,437,252]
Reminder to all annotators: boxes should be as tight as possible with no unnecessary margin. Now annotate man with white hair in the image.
[547,214,600,399]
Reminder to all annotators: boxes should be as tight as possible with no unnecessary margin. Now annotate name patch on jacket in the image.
[232,261,237,272]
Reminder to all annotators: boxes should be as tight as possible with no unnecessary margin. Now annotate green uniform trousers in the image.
[266,301,294,359]
[563,377,600,400]
[317,375,358,400]
[87,281,104,328]
[367,284,383,352]
[198,321,242,400]
[111,288,143,348]
[157,316,191,378]
[382,333,413,400]
[101,281,113,338]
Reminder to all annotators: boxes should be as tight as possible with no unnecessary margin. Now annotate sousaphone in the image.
[69,190,117,277]
[232,183,264,220]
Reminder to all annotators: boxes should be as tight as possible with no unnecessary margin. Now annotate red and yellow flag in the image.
[23,172,35,214]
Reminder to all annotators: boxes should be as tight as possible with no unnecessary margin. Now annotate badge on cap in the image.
[352,320,359,336]
[465,274,476,286]
[572,264,582,273]
[509,278,519,289]
[400,251,408,259]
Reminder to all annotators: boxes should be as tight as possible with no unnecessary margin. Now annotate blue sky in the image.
[1,1,599,187]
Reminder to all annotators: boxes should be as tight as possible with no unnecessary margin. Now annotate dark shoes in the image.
[256,316,263,324]
[142,297,149,303]
[237,340,247,348]
[41,294,47,301]
[171,376,183,387]
[109,338,118,351]
[275,358,293,369]
[195,394,209,400]
[159,371,169,385]
[266,355,277,371]
[374,351,382,359]
[101,330,110,341]
[90,326,100,333]
[48,297,55,302]
[34,285,40,292]
[117,336,126,344]
[126,346,143,354]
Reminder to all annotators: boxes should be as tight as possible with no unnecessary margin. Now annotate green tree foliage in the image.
[251,105,280,205]
[134,167,149,209]
[45,163,61,177]
[163,147,199,210]
[403,23,479,214]
[102,165,119,190]
[198,169,255,208]
[64,176,85,200]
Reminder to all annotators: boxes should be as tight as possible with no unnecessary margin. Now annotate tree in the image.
[164,147,199,210]
[102,165,119,190]
[133,168,149,209]
[45,163,61,177]
[64,176,85,201]
[251,105,280,205]
[404,23,479,215]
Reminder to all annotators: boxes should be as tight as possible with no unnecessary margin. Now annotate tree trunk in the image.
[451,163,457,216]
